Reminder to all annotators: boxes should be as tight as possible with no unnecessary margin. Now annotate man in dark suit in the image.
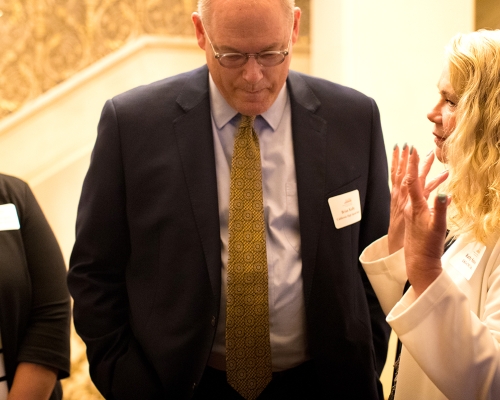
[68,0,391,398]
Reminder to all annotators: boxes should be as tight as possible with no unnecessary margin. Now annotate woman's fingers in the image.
[423,170,449,199]
[390,144,400,185]
[388,144,411,254]
[431,194,450,235]
[406,145,449,201]
[405,146,449,236]
[392,143,409,187]
[418,150,435,189]
[404,147,425,209]
[403,147,447,296]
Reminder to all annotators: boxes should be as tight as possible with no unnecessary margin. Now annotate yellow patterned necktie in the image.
[226,115,272,400]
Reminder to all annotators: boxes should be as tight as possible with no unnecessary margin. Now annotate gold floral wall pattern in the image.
[0,0,309,120]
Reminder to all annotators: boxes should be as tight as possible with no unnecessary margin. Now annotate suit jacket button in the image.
[211,316,216,326]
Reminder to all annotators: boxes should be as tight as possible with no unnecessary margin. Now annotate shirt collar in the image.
[208,73,288,131]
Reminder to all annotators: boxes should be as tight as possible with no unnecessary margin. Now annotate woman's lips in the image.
[433,133,446,146]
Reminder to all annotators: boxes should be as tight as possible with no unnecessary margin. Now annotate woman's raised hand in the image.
[387,145,449,254]
[403,148,451,296]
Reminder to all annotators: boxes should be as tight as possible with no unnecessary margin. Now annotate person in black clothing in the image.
[0,173,70,399]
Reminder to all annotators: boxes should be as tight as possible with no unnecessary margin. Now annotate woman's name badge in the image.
[450,242,486,280]
[0,204,20,231]
[328,189,362,229]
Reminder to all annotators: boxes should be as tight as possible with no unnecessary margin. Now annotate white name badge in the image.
[0,203,20,231]
[450,242,486,280]
[328,189,362,229]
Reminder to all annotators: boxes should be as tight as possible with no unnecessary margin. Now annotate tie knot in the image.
[239,115,255,129]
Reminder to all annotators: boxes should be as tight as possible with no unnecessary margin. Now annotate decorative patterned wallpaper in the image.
[0,0,309,120]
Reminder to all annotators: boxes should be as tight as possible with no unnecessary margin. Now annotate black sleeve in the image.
[17,181,71,379]
[359,98,391,374]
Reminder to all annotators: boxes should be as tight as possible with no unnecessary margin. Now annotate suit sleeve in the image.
[18,182,71,378]
[359,98,392,375]
[67,100,163,399]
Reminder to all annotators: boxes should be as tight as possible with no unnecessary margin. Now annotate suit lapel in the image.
[173,66,221,304]
[287,72,327,307]
[171,68,327,309]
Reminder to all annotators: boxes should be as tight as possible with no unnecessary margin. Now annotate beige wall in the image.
[312,0,474,179]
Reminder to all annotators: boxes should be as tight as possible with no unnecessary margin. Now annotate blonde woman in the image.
[361,29,500,399]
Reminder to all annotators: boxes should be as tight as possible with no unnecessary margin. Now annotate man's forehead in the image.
[208,0,286,21]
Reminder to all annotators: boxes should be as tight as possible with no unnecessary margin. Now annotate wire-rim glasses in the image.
[202,22,293,69]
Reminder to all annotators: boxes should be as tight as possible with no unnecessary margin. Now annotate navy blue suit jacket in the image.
[68,65,391,399]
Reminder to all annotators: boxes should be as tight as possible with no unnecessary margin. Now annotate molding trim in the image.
[0,35,199,135]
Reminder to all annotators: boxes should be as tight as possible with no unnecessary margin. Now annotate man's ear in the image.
[191,12,206,50]
[292,7,302,45]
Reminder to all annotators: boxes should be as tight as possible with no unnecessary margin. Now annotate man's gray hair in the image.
[197,0,295,27]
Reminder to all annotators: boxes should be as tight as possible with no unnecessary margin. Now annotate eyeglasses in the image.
[202,22,293,69]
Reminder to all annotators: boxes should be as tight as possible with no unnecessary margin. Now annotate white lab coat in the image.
[360,234,500,399]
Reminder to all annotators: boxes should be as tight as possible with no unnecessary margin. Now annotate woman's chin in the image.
[434,147,447,163]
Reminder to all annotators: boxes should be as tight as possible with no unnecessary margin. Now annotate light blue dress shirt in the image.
[208,75,309,371]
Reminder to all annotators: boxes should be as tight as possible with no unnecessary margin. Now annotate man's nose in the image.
[242,56,264,84]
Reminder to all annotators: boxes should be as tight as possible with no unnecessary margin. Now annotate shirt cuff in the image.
[360,235,408,315]
[360,235,407,283]
[387,269,450,335]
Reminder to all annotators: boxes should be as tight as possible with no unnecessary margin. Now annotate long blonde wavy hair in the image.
[443,29,500,244]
